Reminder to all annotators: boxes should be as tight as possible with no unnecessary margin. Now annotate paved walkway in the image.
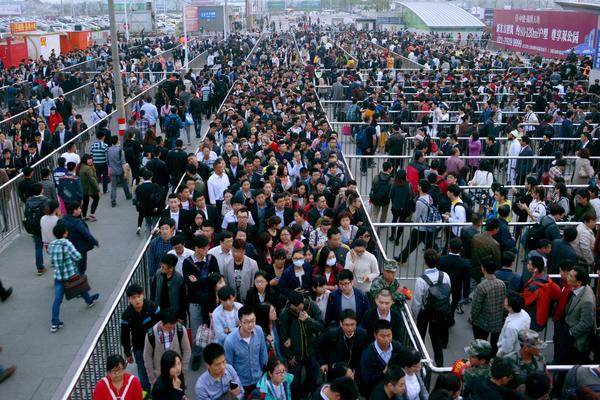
[0,114,208,400]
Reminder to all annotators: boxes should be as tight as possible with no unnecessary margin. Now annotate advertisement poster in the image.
[492,9,598,58]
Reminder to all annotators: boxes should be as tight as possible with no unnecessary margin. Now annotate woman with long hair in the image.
[255,302,282,360]
[78,153,100,221]
[245,270,280,311]
[200,272,226,323]
[553,182,571,218]
[150,350,186,400]
[294,183,309,209]
[277,164,294,192]
[255,232,274,271]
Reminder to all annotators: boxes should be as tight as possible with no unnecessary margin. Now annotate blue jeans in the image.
[133,349,151,391]
[34,234,44,270]
[110,174,131,203]
[52,279,92,325]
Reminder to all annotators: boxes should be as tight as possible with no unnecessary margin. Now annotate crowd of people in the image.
[2,17,600,400]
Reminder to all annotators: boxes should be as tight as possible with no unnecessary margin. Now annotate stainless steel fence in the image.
[0,49,209,252]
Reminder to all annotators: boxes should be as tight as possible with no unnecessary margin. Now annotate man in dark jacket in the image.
[150,253,187,323]
[279,291,325,399]
[25,183,49,275]
[165,139,188,191]
[359,319,408,397]
[145,149,170,196]
[361,288,405,341]
[324,270,370,325]
[315,309,369,388]
[135,170,164,235]
[549,227,578,274]
[463,356,520,400]
[120,283,161,393]
[438,238,471,325]
[60,202,98,274]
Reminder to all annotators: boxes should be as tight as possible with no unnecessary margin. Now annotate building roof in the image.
[556,0,600,12]
[397,1,485,28]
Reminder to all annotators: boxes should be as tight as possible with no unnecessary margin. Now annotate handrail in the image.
[52,34,260,400]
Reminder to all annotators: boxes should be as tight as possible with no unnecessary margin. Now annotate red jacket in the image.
[553,279,573,321]
[93,373,143,400]
[523,275,561,328]
[48,113,63,135]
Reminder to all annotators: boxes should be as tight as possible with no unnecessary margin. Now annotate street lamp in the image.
[181,0,191,70]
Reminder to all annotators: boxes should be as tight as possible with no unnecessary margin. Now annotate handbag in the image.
[185,112,193,126]
[63,274,91,300]
[195,321,214,348]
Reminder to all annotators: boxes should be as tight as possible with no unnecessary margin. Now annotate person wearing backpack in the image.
[163,106,183,150]
[411,249,451,367]
[142,308,191,387]
[395,180,440,264]
[369,162,393,223]
[24,182,49,275]
[470,256,506,356]
[357,115,376,175]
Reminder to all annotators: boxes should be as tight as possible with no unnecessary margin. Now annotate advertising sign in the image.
[492,9,598,58]
[9,21,36,34]
[198,6,225,32]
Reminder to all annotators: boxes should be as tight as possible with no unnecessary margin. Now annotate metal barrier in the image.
[0,48,209,252]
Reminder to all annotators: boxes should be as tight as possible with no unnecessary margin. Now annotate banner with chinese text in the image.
[492,9,597,59]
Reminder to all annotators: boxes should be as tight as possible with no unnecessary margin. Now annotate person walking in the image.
[134,170,164,235]
[92,354,143,400]
[90,130,109,194]
[24,182,49,275]
[78,154,100,221]
[107,136,132,207]
[60,202,99,274]
[48,223,99,333]
[369,161,393,223]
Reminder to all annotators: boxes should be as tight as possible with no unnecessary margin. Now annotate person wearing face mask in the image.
[277,249,313,297]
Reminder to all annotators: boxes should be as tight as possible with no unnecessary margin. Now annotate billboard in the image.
[0,4,22,16]
[492,9,598,58]
[198,6,225,33]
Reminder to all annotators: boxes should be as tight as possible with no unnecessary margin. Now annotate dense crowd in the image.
[2,19,600,400]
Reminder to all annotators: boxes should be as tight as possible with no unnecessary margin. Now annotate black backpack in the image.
[149,186,165,215]
[421,273,452,320]
[452,202,472,222]
[165,116,179,138]
[526,215,551,250]
[147,324,185,355]
[370,174,392,206]
[24,201,45,235]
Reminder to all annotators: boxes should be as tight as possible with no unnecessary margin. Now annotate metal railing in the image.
[51,33,261,400]
[0,49,209,252]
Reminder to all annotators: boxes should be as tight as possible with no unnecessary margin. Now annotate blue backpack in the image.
[418,198,442,232]
[356,127,369,150]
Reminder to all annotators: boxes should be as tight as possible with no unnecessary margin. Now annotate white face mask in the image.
[326,258,337,266]
[293,259,304,267]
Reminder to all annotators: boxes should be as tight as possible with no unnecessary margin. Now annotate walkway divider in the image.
[50,32,263,400]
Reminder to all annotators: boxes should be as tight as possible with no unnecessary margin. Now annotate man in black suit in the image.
[54,94,72,124]
[194,193,221,232]
[52,122,74,149]
[226,207,257,244]
[32,131,54,157]
[145,149,170,197]
[359,319,408,397]
[250,189,271,233]
[315,309,369,387]
[165,139,188,191]
[264,193,294,227]
[160,193,192,235]
[438,238,471,326]
[23,143,42,167]
[135,169,164,235]
[308,194,329,226]
[360,288,404,341]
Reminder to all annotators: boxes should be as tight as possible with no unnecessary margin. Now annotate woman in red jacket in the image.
[48,107,63,135]
[93,354,144,400]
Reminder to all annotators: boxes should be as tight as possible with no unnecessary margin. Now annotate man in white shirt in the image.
[207,159,230,209]
[60,142,80,166]
[443,184,467,237]
[497,292,531,357]
[208,230,234,275]
[167,235,194,276]
[140,96,159,127]
[507,128,522,185]
[411,248,452,367]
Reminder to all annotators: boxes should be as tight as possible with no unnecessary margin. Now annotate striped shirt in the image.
[48,238,82,281]
[90,140,108,164]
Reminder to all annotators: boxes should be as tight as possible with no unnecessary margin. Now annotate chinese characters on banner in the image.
[492,10,597,59]
[9,22,36,34]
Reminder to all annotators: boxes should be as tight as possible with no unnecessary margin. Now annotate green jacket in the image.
[251,372,293,400]
[278,299,324,361]
[79,164,100,195]
[463,364,490,388]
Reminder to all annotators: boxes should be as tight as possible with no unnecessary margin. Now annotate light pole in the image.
[183,1,189,70]
[107,0,127,136]
[224,0,228,40]
[123,0,130,42]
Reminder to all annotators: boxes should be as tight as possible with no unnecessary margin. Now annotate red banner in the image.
[492,9,598,58]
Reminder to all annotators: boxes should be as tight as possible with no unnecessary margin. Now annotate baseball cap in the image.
[464,339,492,358]
[518,329,547,350]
